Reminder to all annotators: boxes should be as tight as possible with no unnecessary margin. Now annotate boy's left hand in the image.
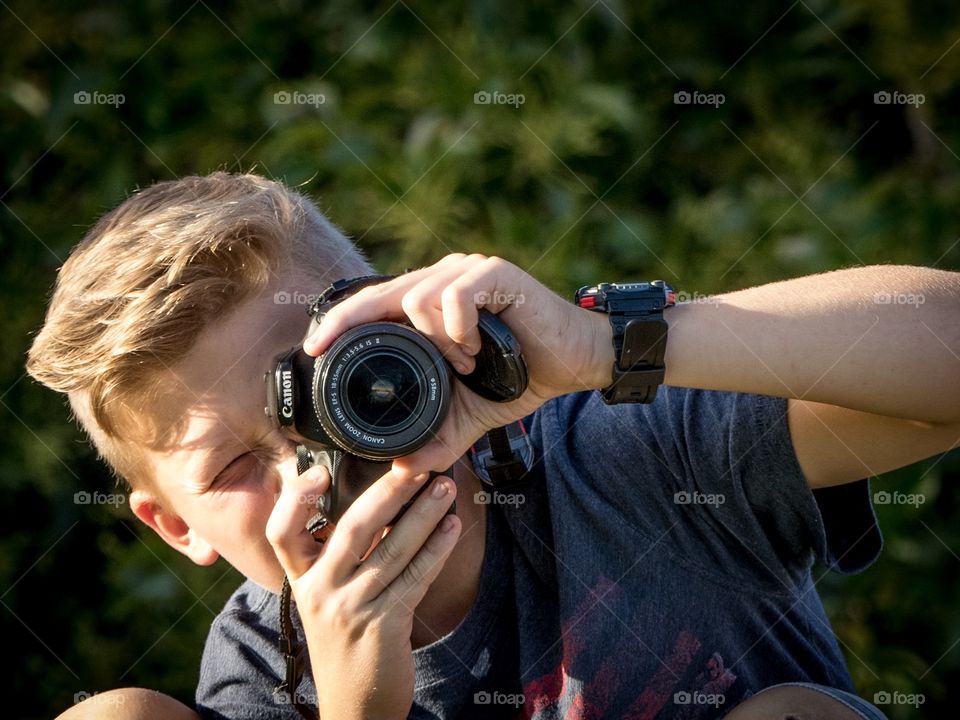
[304,253,612,480]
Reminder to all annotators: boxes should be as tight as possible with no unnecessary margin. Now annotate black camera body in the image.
[264,274,528,522]
[269,321,454,461]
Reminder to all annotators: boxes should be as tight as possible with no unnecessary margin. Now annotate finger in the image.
[447,254,525,317]
[355,475,457,596]
[265,465,331,580]
[399,260,483,372]
[321,468,432,583]
[438,256,526,370]
[439,256,512,351]
[303,281,409,356]
[303,254,468,356]
[391,438,464,483]
[439,281,481,363]
[382,512,461,611]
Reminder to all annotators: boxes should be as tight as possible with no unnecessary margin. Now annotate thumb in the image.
[265,465,332,580]
[390,437,464,482]
[391,404,481,480]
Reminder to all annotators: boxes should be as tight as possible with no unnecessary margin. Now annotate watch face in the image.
[576,280,674,313]
[612,282,654,292]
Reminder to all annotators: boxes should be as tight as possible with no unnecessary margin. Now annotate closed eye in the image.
[212,452,261,487]
[209,439,293,490]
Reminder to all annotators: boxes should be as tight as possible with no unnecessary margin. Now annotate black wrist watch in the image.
[575,281,676,404]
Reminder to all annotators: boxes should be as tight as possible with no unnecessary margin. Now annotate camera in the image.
[264,274,528,523]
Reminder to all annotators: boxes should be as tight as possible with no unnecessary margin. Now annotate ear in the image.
[130,489,219,566]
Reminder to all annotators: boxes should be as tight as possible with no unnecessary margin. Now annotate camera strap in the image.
[273,448,329,718]
[275,575,314,719]
[471,421,534,491]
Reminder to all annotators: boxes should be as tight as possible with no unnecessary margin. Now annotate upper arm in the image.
[787,398,960,489]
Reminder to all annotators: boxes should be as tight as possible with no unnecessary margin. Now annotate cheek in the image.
[199,484,285,589]
[203,481,275,536]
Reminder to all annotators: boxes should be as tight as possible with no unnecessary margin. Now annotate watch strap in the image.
[604,316,669,403]
[576,281,674,404]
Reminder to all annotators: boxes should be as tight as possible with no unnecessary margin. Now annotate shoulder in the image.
[203,579,279,653]
[212,579,274,623]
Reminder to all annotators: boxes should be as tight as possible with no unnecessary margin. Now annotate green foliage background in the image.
[2,1,959,718]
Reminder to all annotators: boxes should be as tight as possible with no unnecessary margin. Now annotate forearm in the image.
[588,265,960,424]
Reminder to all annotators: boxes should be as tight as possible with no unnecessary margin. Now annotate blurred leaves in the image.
[1,0,959,718]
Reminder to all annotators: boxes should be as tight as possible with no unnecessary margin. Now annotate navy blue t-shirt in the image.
[196,387,885,719]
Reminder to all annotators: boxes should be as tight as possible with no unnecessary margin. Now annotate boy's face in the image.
[129,282,315,593]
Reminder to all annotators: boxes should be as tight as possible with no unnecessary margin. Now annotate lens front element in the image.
[313,323,451,460]
[344,351,424,432]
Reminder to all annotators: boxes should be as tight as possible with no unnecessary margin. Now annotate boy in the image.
[30,172,960,719]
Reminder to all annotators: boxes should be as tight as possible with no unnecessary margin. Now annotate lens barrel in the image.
[310,322,451,459]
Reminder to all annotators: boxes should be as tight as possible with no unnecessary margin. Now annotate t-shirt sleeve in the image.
[543,386,882,589]
[196,588,307,720]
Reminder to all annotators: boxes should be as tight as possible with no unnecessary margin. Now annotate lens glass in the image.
[344,352,423,432]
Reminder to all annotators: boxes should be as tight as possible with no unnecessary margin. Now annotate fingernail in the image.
[432,478,449,498]
[453,361,468,374]
[440,515,457,533]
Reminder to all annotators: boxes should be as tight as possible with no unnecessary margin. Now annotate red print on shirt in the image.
[520,578,738,719]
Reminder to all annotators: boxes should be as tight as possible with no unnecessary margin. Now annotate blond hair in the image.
[27,172,372,485]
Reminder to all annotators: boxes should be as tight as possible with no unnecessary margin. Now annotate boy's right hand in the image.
[266,466,461,720]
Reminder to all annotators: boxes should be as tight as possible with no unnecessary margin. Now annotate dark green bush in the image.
[2,2,957,717]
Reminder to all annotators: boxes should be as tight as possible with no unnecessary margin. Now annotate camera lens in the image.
[344,352,423,432]
[311,322,451,460]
